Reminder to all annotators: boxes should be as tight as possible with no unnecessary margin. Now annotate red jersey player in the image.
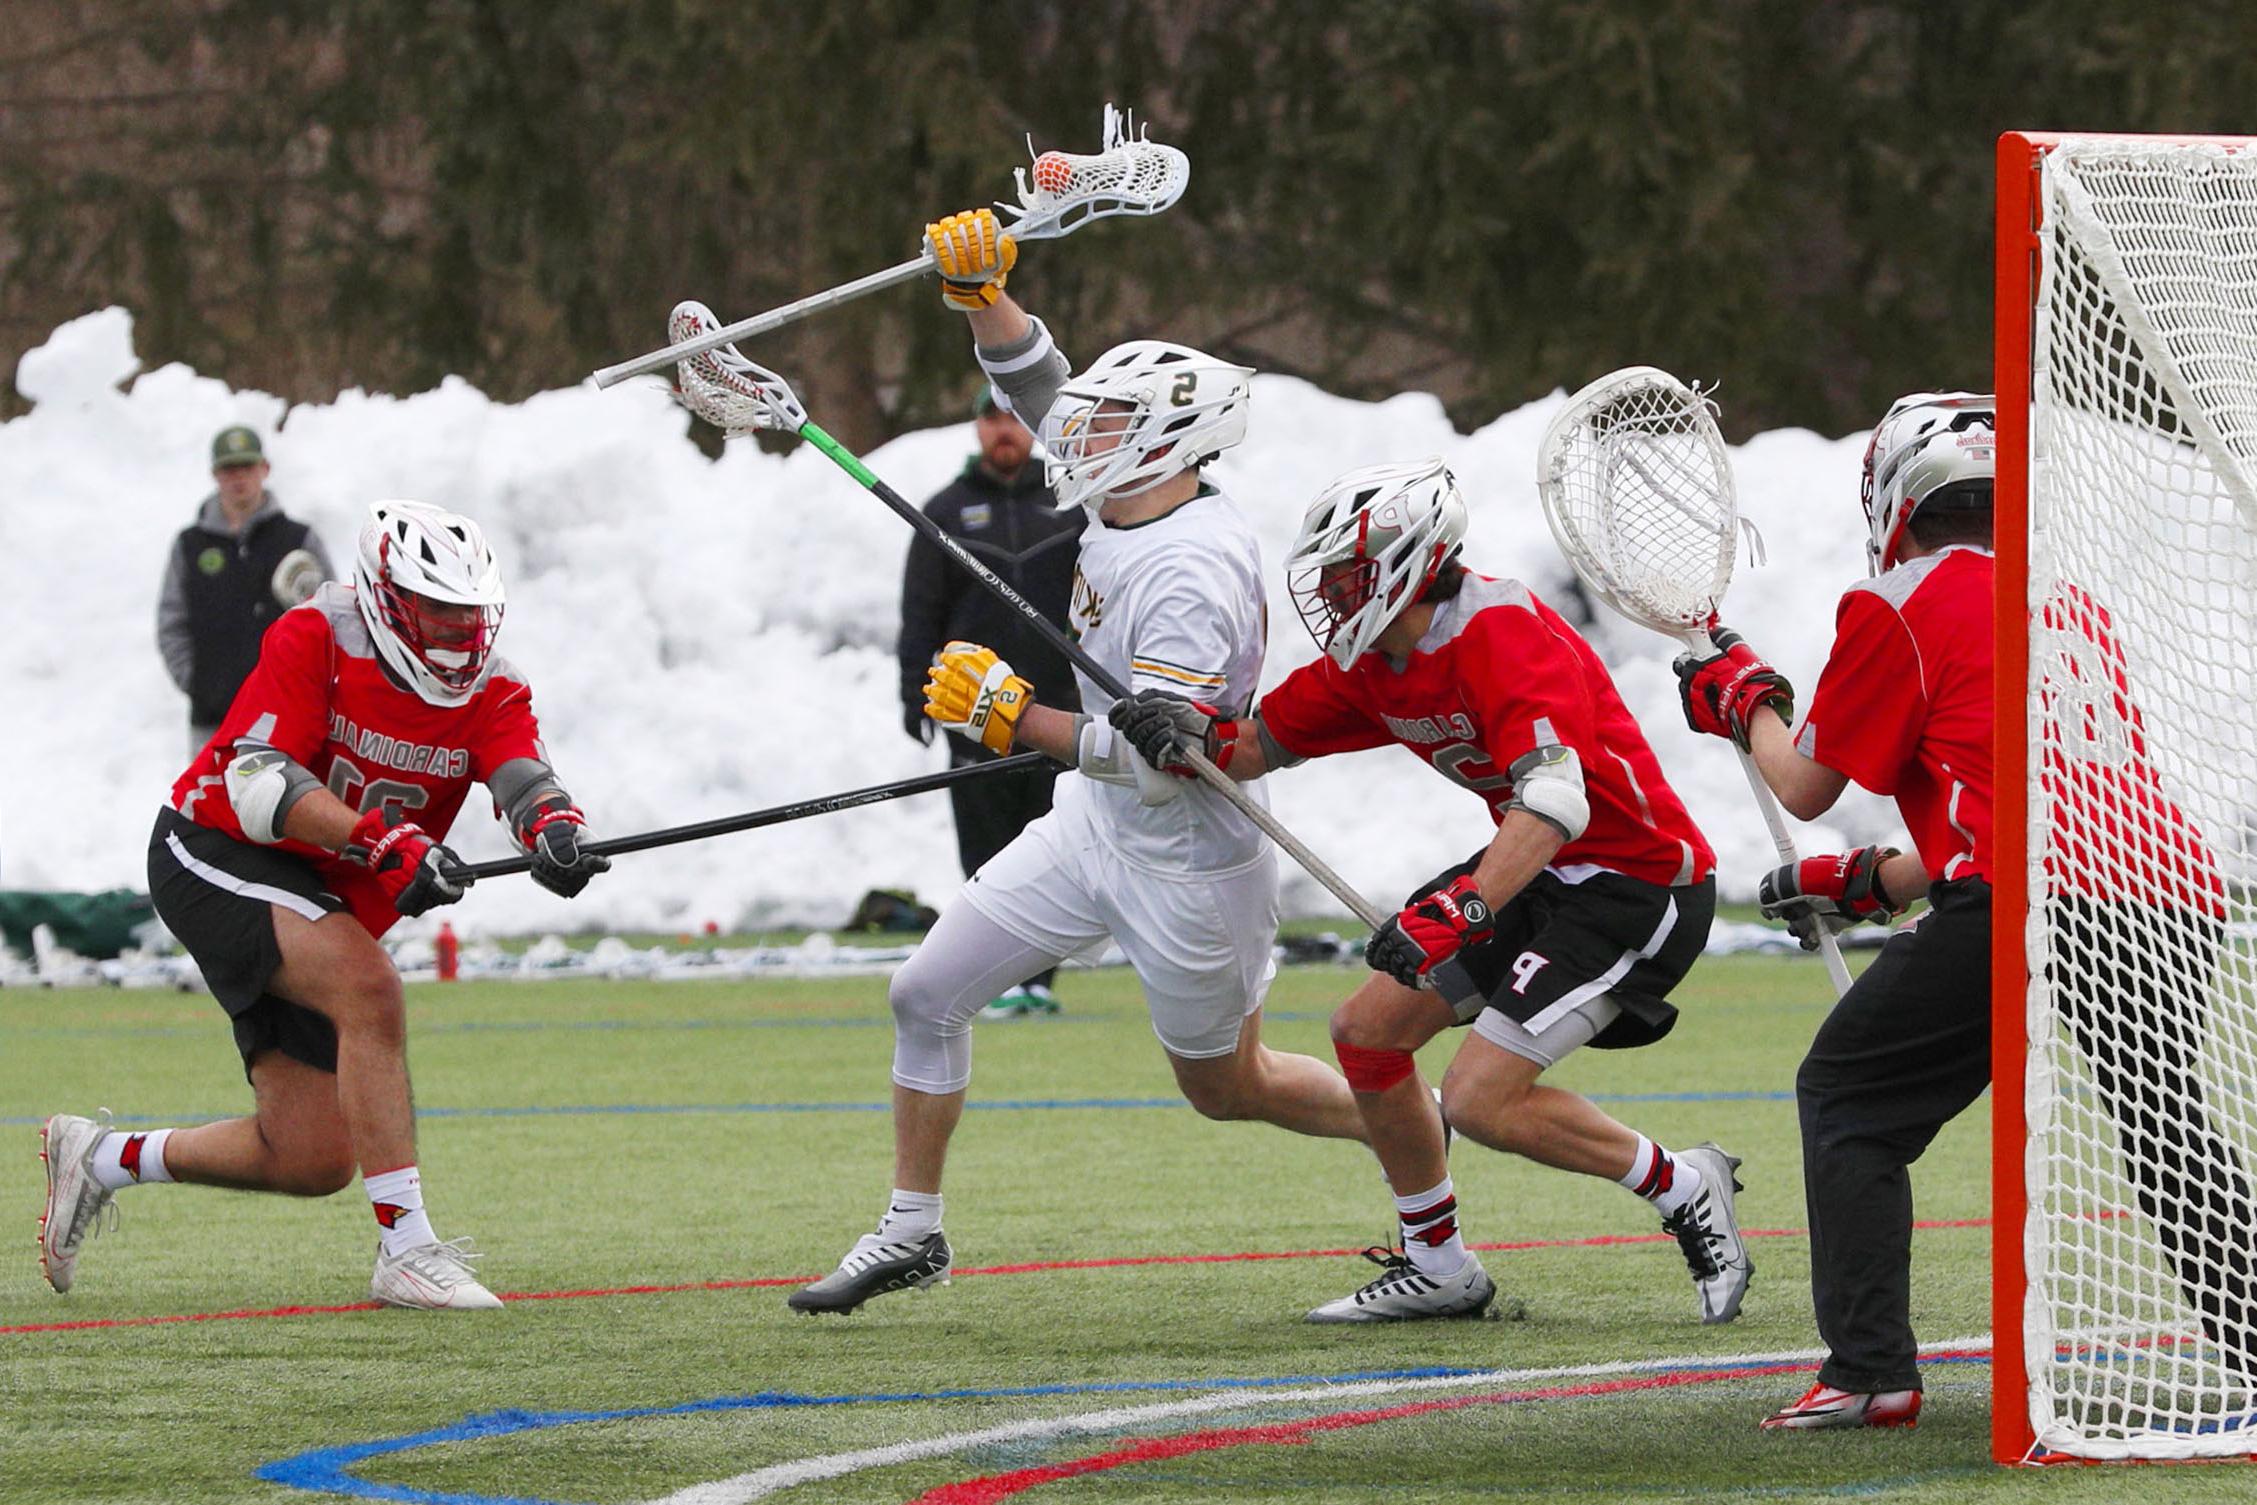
[1112,457,1753,1326]
[1697,393,2257,1430]
[39,500,608,1310]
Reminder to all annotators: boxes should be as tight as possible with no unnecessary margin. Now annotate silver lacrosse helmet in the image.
[1287,457,1469,669]
[1860,392,1996,574]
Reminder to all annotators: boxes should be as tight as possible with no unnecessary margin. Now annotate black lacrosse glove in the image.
[522,797,611,899]
[1107,689,1236,778]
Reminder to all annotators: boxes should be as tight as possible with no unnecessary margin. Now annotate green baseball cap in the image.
[973,386,1003,419]
[211,425,265,468]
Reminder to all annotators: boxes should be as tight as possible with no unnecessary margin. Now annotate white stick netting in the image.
[668,300,807,437]
[2025,137,2257,1459]
[1537,367,1749,635]
[1001,104,1190,242]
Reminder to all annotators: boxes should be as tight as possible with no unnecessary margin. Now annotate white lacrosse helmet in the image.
[1039,341,1253,518]
[1860,391,1996,574]
[1287,457,1469,669]
[353,500,507,706]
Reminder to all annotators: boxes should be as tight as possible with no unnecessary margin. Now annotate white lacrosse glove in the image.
[925,209,1017,310]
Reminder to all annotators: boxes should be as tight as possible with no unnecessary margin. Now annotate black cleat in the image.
[787,1230,952,1314]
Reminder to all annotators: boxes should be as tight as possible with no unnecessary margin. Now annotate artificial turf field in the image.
[3,950,2252,1504]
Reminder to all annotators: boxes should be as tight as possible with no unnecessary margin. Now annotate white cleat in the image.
[370,1238,505,1311]
[38,1111,116,1294]
[1306,1248,1496,1324]
[788,1230,953,1314]
[1664,1142,1753,1324]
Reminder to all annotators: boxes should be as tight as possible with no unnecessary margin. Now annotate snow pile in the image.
[0,309,1905,939]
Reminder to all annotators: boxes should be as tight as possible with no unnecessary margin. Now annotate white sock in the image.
[877,1188,942,1242]
[1619,1134,1702,1218]
[90,1128,175,1190]
[1394,1177,1470,1278]
[364,1165,438,1255]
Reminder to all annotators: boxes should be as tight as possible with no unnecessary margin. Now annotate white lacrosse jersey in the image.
[1054,484,1272,875]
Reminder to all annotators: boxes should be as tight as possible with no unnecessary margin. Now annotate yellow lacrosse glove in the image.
[925,208,1017,310]
[924,641,1033,754]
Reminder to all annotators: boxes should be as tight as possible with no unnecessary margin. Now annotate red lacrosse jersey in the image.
[1794,546,1993,883]
[2038,584,2222,915]
[171,583,544,936]
[1259,575,1713,887]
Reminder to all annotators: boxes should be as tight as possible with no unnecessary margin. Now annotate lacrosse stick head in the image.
[668,300,809,437]
[1536,366,1747,639]
[1001,103,1189,242]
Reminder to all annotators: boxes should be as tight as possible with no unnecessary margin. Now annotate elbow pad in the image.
[1505,745,1589,842]
[224,746,320,844]
[489,757,568,842]
[1074,715,1185,807]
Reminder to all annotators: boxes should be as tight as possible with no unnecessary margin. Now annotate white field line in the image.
[640,1335,1992,1505]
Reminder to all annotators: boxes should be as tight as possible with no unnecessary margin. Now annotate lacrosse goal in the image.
[1995,131,2257,1463]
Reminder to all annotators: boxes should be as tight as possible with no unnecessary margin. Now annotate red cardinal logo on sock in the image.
[1404,1195,1460,1248]
[1634,1153,1676,1200]
[371,1202,409,1230]
[118,1134,147,1182]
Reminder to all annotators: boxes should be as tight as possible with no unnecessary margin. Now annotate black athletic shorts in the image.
[147,807,345,1078]
[1413,852,1716,1051]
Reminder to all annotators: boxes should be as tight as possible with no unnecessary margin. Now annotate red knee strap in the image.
[1334,1040,1416,1093]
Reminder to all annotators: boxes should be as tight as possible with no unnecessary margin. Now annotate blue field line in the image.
[0,1087,1792,1130]
[256,1356,1997,1505]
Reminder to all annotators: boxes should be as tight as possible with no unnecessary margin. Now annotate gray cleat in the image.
[1664,1142,1752,1324]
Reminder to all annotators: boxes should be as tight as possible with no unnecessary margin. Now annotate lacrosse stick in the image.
[461,753,1052,880]
[590,105,1188,390]
[1536,365,1853,996]
[668,301,1387,930]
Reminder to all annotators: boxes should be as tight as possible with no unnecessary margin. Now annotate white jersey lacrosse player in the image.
[791,209,1369,1315]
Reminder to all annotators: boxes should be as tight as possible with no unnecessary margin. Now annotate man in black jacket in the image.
[897,389,1083,1017]
[157,425,334,756]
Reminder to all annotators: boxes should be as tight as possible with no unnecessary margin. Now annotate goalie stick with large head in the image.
[591,105,1189,389]
[1537,365,1853,996]
[665,300,1387,931]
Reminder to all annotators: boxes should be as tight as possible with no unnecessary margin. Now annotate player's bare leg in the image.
[160,1054,355,1195]
[1306,973,1493,1322]
[267,907,418,1175]
[1443,1029,1751,1323]
[1168,1010,1368,1141]
[1329,972,1456,1190]
[890,1084,965,1194]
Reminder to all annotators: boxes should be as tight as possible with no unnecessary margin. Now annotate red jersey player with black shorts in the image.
[1112,457,1754,1328]
[1677,392,1996,1431]
[38,500,608,1312]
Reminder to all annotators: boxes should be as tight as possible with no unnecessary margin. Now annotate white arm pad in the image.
[224,746,320,845]
[1073,715,1185,807]
[1505,745,1589,842]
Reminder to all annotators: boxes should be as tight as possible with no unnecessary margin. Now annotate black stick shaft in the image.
[461,752,1052,880]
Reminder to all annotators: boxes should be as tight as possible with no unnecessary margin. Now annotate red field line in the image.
[2,1216,1990,1336]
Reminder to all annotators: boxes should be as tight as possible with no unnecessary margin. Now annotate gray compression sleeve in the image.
[975,317,1070,430]
[488,756,567,840]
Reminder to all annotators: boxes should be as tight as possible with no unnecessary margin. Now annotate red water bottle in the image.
[436,921,460,982]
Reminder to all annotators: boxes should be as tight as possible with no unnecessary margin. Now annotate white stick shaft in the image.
[1179,750,1387,930]
[590,254,933,388]
[1731,746,1853,994]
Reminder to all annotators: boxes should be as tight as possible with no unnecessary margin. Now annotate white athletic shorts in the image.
[960,807,1279,1059]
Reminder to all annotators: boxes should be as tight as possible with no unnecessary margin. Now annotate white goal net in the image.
[2022,136,2257,1459]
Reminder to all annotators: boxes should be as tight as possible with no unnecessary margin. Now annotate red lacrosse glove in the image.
[1674,624,1794,750]
[1364,874,1495,988]
[1757,845,1904,950]
[345,806,472,918]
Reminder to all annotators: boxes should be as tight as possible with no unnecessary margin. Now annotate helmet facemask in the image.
[1286,459,1469,669]
[353,500,507,706]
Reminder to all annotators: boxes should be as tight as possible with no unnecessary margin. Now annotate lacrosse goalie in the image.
[789,208,1372,1315]
[1111,458,1753,1326]
[40,501,609,1311]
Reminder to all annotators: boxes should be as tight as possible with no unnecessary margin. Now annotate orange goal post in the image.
[1994,130,2257,1465]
